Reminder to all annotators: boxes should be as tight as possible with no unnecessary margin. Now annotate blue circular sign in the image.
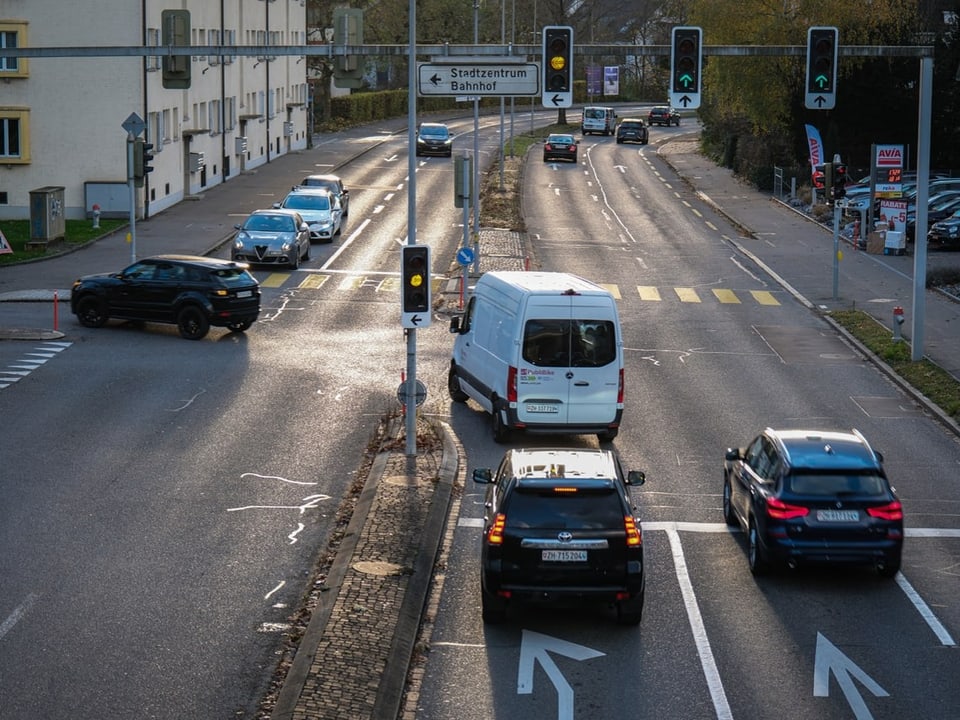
[456,247,475,266]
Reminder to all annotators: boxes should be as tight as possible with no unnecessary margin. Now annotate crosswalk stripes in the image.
[0,341,72,390]
[254,272,781,307]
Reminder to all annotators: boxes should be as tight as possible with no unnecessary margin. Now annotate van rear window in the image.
[523,319,616,367]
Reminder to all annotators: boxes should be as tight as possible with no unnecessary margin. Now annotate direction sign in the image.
[417,62,540,97]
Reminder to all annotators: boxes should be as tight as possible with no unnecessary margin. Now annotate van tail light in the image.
[507,366,517,403]
[867,500,903,521]
[624,516,642,546]
[617,368,624,404]
[765,497,809,520]
[487,513,507,545]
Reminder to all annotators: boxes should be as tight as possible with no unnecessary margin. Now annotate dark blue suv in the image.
[723,428,903,577]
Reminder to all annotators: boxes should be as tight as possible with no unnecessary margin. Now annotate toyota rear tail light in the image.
[487,513,507,545]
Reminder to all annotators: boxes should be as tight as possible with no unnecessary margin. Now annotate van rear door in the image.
[516,295,621,427]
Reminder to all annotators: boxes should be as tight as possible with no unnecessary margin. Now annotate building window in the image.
[0,109,30,162]
[0,24,29,77]
[146,28,160,71]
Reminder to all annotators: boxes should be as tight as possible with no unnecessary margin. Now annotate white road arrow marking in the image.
[517,629,604,720]
[814,632,889,720]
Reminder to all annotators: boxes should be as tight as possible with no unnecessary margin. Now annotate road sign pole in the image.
[127,133,137,263]
[406,0,418,457]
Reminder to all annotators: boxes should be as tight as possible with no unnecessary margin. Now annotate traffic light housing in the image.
[832,163,847,200]
[132,139,154,187]
[542,26,573,93]
[161,9,191,90]
[401,245,431,315]
[671,27,702,97]
[805,27,838,109]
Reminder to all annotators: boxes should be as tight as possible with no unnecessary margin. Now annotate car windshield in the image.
[420,126,448,138]
[246,214,295,232]
[285,194,330,211]
[787,472,886,496]
[506,487,623,529]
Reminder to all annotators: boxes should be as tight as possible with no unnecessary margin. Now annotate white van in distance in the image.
[448,271,624,443]
[581,106,617,136]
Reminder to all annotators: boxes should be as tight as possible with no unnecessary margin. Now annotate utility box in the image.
[189,152,205,173]
[29,186,66,244]
[235,136,248,154]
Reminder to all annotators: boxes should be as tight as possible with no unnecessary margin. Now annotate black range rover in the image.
[71,255,261,340]
[473,447,646,625]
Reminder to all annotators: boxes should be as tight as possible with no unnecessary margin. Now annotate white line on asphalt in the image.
[319,218,370,271]
[895,572,957,646]
[0,593,38,642]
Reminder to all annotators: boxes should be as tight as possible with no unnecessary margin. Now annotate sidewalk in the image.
[2,127,959,719]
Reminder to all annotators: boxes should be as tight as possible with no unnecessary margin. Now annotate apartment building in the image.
[0,0,308,221]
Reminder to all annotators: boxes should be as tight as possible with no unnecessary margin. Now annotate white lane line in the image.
[0,593,38,641]
[895,572,956,646]
[663,525,734,720]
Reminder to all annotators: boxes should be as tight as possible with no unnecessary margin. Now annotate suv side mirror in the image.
[626,470,645,486]
[272,202,282,209]
[449,316,462,334]
[472,468,493,484]
[725,448,742,461]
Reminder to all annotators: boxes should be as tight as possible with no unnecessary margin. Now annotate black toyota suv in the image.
[71,255,261,340]
[473,448,646,625]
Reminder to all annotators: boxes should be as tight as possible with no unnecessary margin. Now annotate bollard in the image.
[892,305,904,342]
[53,291,59,332]
[853,218,860,250]
[92,204,101,229]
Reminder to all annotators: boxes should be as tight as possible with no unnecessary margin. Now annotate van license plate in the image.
[542,550,587,562]
[816,509,860,522]
[526,404,559,413]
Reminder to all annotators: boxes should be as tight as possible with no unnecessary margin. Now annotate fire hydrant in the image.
[92,204,101,229]
[892,306,905,343]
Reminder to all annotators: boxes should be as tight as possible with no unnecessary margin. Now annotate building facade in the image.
[0,0,308,221]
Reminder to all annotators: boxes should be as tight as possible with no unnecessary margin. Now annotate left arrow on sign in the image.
[518,630,604,720]
[430,73,442,86]
[814,632,889,720]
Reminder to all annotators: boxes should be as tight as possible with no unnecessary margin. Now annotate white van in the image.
[581,106,617,136]
[448,271,624,443]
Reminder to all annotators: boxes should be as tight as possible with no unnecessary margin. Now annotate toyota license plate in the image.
[526,404,559,413]
[542,550,587,562]
[816,509,860,522]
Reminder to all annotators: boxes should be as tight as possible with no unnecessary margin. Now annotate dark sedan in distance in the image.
[543,134,578,163]
[231,209,312,269]
[71,255,261,340]
[615,118,649,145]
[723,428,903,577]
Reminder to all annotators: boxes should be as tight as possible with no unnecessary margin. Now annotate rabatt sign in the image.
[417,57,540,97]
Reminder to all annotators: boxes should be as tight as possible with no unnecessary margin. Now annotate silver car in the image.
[273,188,342,243]
[232,209,311,269]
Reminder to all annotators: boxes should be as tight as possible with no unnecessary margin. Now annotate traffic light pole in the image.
[405,0,418,457]
[126,133,137,263]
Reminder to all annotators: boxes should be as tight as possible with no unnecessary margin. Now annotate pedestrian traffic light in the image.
[541,26,573,108]
[401,244,431,316]
[670,26,702,107]
[805,26,838,110]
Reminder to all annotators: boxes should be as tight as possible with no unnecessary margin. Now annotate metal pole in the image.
[471,1,481,274]
[499,0,505,191]
[911,55,933,362]
[832,202,840,301]
[127,134,137,263]
[405,0,418,457]
[462,153,471,305]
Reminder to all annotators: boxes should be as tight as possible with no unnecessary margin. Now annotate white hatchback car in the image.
[273,188,342,243]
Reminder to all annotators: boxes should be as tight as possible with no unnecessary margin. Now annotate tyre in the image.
[448,366,469,402]
[877,554,901,578]
[226,319,253,333]
[616,138,623,144]
[290,248,301,270]
[748,520,769,576]
[176,305,210,340]
[304,243,311,260]
[492,407,511,444]
[616,594,643,625]
[597,429,618,443]
[75,295,109,328]
[481,587,507,624]
[722,477,737,525]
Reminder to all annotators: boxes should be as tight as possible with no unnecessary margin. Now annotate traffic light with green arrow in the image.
[805,27,838,110]
[670,26,702,109]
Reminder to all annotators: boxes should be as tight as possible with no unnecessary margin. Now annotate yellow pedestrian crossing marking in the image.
[299,274,330,290]
[675,287,701,303]
[713,289,741,304]
[750,290,780,306]
[637,286,661,301]
[258,273,782,308]
[261,273,289,288]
